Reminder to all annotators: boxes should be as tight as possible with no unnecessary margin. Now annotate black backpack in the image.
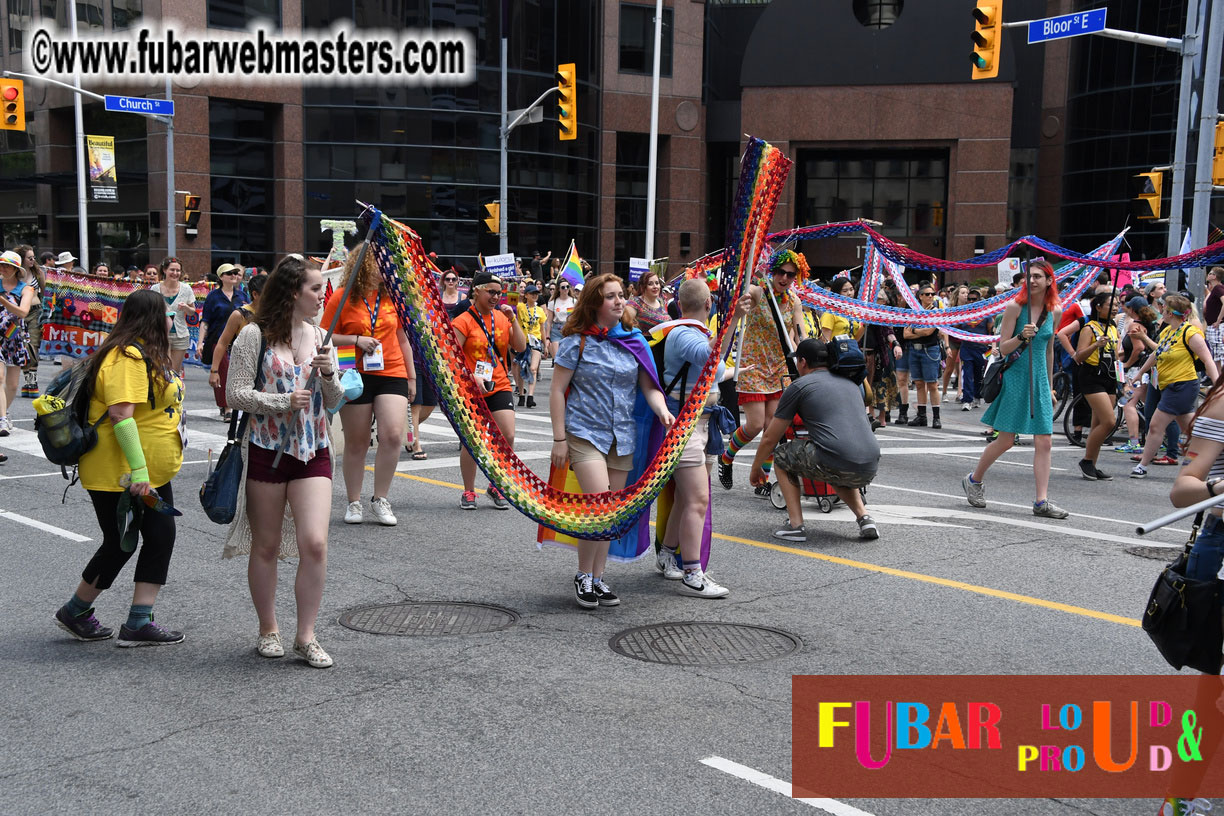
[827,334,868,385]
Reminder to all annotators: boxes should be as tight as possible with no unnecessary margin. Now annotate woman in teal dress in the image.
[962,258,1069,518]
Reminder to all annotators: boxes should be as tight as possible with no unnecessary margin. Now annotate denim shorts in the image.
[908,344,941,382]
[1187,514,1224,581]
[1155,379,1199,416]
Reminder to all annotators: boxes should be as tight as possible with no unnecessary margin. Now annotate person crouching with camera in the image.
[750,338,882,542]
[452,271,527,510]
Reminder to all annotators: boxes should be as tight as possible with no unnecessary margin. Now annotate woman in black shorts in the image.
[1073,292,1120,480]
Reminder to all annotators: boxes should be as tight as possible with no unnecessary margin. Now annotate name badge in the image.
[363,342,385,372]
[474,360,494,380]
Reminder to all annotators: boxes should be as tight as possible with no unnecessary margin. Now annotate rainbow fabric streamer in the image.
[559,240,584,288]
[368,136,790,539]
[336,345,357,370]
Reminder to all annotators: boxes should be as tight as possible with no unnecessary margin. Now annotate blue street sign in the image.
[1028,8,1107,44]
[103,95,174,116]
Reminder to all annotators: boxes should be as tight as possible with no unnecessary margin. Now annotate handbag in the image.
[328,368,364,416]
[199,334,267,524]
[1142,512,1224,674]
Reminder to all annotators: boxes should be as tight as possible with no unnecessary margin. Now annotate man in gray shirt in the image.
[750,338,881,541]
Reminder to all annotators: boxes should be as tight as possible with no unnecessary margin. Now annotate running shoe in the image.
[773,522,807,542]
[1093,467,1113,481]
[1114,442,1142,453]
[857,515,880,540]
[754,484,772,499]
[962,473,986,508]
[293,639,333,668]
[343,501,363,524]
[1078,460,1098,481]
[574,574,598,609]
[678,569,730,599]
[117,620,184,647]
[1032,500,1069,519]
[459,490,477,509]
[0,417,9,437]
[1131,465,1148,479]
[486,485,510,509]
[370,496,398,526]
[655,546,682,580]
[54,605,113,642]
[256,632,284,658]
[961,403,972,411]
[591,577,620,606]
[718,460,734,490]
[1152,455,1179,466]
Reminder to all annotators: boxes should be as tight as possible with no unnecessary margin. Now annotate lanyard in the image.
[363,291,382,332]
[1155,324,1187,359]
[468,308,500,367]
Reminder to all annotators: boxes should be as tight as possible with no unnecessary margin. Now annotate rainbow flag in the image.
[336,345,357,370]
[559,240,584,287]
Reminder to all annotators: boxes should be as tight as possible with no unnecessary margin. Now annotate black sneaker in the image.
[1078,459,1098,481]
[1094,467,1113,481]
[1072,430,1083,445]
[574,574,598,609]
[754,484,772,499]
[718,460,734,490]
[526,396,537,409]
[117,620,184,647]
[907,414,927,427]
[591,577,620,607]
[517,392,526,407]
[55,605,114,642]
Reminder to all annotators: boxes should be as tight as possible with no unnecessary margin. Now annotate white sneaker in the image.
[370,496,397,526]
[0,416,9,437]
[343,501,363,524]
[678,569,729,598]
[655,547,682,580]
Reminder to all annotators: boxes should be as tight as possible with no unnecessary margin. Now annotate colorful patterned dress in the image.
[0,280,30,367]
[737,283,797,397]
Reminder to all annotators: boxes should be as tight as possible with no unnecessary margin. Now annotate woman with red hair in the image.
[963,258,1068,518]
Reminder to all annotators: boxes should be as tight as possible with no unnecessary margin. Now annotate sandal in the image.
[411,450,428,460]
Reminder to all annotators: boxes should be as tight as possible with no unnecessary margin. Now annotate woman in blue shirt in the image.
[549,273,674,609]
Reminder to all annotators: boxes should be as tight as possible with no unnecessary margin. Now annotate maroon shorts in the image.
[247,444,333,484]
[737,390,782,404]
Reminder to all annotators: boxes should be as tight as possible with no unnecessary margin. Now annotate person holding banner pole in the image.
[0,249,35,435]
[16,245,42,399]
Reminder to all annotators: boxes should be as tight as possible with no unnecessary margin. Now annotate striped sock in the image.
[720,426,753,466]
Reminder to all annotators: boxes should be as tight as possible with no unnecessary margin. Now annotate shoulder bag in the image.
[199,333,267,524]
[1142,511,1224,674]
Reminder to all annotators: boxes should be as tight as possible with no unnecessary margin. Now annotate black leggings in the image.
[82,482,177,590]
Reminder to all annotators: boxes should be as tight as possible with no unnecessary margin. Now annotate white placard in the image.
[997,257,1021,287]
[485,252,517,278]
[629,257,649,282]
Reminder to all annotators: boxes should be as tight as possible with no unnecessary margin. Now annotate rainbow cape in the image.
[537,324,666,562]
[559,240,584,288]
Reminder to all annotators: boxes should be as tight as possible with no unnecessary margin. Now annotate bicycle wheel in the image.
[1062,393,1086,447]
[1052,370,1072,421]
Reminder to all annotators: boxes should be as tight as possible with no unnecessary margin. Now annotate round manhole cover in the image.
[609,622,801,665]
[339,602,519,636]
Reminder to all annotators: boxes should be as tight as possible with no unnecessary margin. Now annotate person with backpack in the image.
[0,249,37,436]
[963,258,1068,518]
[225,256,344,668]
[749,337,881,541]
[655,280,751,598]
[1070,292,1121,480]
[52,288,186,647]
[1128,294,1219,479]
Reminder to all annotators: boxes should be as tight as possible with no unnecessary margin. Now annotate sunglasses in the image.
[920,291,935,297]
[773,270,797,278]
[443,277,457,283]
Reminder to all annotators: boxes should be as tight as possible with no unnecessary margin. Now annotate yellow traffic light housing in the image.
[1132,172,1163,220]
[556,62,576,141]
[483,202,500,234]
[1213,121,1224,186]
[971,2,1002,80]
[183,194,201,235]
[0,78,25,132]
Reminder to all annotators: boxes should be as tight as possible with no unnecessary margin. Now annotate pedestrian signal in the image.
[183,194,201,235]
[1131,172,1163,221]
[0,78,25,132]
[1213,122,1224,187]
[482,202,500,234]
[556,62,576,141]
[971,2,1002,80]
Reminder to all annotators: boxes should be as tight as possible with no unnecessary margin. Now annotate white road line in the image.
[0,470,65,481]
[0,427,49,456]
[0,509,91,542]
[931,451,1067,471]
[699,756,874,815]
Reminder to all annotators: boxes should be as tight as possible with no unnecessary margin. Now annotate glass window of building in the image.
[112,0,142,29]
[209,99,276,271]
[208,0,281,30]
[7,0,33,52]
[619,4,672,76]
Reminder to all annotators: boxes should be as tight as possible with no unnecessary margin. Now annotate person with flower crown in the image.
[717,248,808,495]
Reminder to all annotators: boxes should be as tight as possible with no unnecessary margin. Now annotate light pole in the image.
[643,0,663,262]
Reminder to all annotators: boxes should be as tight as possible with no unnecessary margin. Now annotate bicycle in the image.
[1051,368,1073,421]
[1062,391,1146,448]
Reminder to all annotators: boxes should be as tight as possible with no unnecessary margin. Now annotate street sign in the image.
[104,94,174,116]
[1027,8,1106,44]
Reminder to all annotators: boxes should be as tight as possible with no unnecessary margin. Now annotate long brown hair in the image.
[562,273,630,337]
[81,288,172,392]
[633,269,662,297]
[256,256,312,345]
[340,241,385,303]
[1015,258,1059,312]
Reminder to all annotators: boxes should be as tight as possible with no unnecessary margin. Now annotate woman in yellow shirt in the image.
[818,276,866,343]
[53,289,186,647]
[1072,292,1120,480]
[1129,294,1219,477]
[515,284,548,408]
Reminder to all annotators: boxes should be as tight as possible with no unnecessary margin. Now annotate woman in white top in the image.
[150,257,196,377]
[547,279,577,358]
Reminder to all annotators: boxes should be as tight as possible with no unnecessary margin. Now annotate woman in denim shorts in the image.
[903,286,943,428]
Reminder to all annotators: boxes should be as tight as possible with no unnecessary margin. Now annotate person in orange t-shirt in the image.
[321,243,416,527]
[452,271,526,509]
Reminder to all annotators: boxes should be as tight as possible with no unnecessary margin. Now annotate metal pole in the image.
[1137,492,1223,535]
[499,35,508,256]
[165,74,175,258]
[643,0,663,261]
[1168,0,1201,258]
[1191,0,1224,296]
[69,0,88,268]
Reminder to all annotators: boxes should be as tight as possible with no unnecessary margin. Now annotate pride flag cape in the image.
[537,324,666,562]
[559,240,584,288]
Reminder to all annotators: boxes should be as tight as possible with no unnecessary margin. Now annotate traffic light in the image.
[556,62,576,141]
[1131,172,1163,220]
[482,201,500,234]
[183,194,201,235]
[1213,121,1224,186]
[0,78,25,132]
[971,2,1002,81]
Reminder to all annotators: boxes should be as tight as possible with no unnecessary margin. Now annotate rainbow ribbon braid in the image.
[370,136,791,540]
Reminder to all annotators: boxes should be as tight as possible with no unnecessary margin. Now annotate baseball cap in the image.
[1124,295,1148,312]
[524,284,540,294]
[787,338,827,367]
[471,271,502,289]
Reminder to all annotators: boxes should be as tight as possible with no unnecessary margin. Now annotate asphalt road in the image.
[0,361,1202,815]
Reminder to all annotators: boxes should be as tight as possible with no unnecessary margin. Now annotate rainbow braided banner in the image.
[369,137,792,540]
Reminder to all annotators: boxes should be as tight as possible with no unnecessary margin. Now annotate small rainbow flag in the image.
[336,345,357,370]
[560,240,584,287]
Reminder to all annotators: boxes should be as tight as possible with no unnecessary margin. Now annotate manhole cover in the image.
[1126,544,1182,561]
[339,602,519,636]
[609,622,801,665]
